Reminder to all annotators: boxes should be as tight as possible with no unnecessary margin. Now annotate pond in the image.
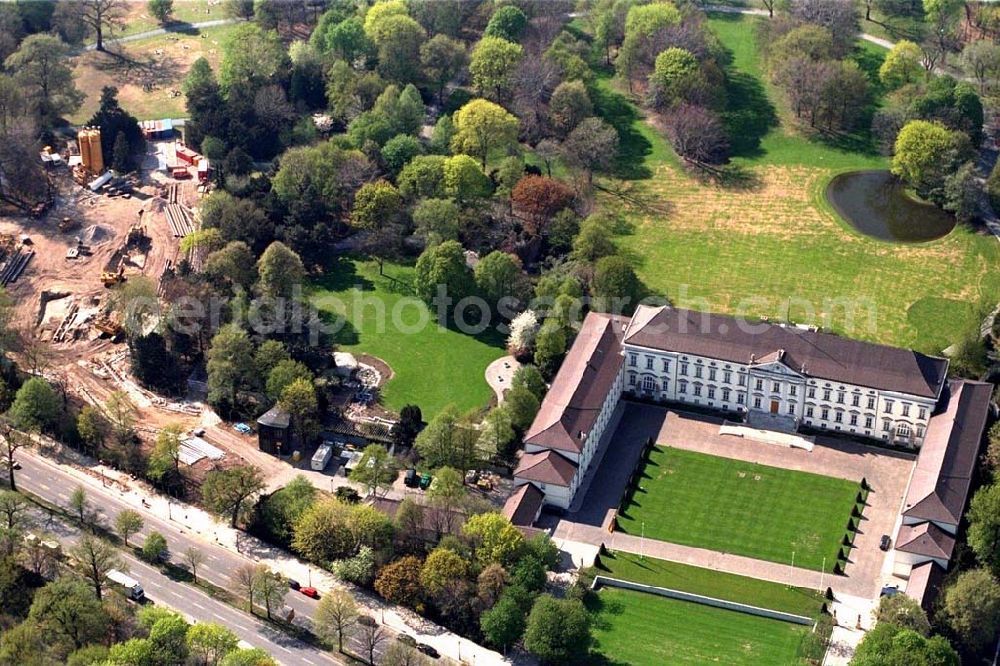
[825,170,957,243]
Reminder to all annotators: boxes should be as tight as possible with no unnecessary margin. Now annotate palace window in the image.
[629,353,637,367]
[753,396,762,408]
[882,419,891,432]
[646,356,654,370]
[916,425,925,438]
[694,384,702,397]
[708,387,716,399]
[918,407,927,420]
[662,359,670,372]
[806,406,814,417]
[787,403,795,415]
[821,408,830,420]
[901,404,910,417]
[834,411,843,423]
[850,414,858,426]
[789,385,797,397]
[709,368,717,381]
[837,391,845,404]
[867,396,876,409]
[896,423,911,439]
[738,374,746,386]
[661,379,669,392]
[755,379,764,390]
[642,376,656,392]
[737,394,745,405]
[722,388,731,402]
[884,400,894,414]
[772,382,781,393]
[852,394,860,407]
[865,416,873,429]
[695,366,703,379]
[679,380,688,394]
[628,373,636,386]
[680,362,688,376]
[723,371,732,384]
[808,387,816,399]
[823,389,831,401]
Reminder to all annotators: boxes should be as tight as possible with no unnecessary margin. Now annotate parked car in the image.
[287,579,300,591]
[879,535,892,551]
[299,587,319,599]
[419,473,433,490]
[396,634,417,647]
[416,644,440,659]
[880,584,899,597]
[357,615,376,627]
[10,461,20,470]
[404,469,418,488]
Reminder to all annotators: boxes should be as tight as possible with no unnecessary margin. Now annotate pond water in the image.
[825,170,957,243]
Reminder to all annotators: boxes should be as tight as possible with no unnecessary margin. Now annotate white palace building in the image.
[510,305,989,516]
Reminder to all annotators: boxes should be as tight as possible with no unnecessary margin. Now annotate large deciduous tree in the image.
[470,36,523,101]
[891,120,970,205]
[452,99,520,169]
[79,0,126,52]
[523,595,593,664]
[201,465,265,528]
[6,34,82,125]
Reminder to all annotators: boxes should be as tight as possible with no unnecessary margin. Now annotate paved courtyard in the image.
[551,404,916,599]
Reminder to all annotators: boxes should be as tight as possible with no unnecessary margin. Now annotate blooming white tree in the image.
[507,309,539,357]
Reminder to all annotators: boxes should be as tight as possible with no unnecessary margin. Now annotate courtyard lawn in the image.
[616,447,860,572]
[596,551,823,618]
[591,587,809,666]
[594,13,1000,354]
[310,257,505,419]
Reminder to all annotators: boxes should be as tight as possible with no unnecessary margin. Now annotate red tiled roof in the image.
[502,483,545,526]
[524,312,628,454]
[896,522,955,561]
[903,380,993,526]
[513,450,577,487]
[623,306,949,399]
[904,561,946,610]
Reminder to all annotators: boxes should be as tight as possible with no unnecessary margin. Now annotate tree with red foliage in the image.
[511,175,574,236]
[663,103,729,168]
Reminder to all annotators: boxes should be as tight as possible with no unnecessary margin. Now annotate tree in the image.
[399,155,447,199]
[790,0,860,55]
[880,40,924,89]
[206,324,255,409]
[485,5,528,42]
[29,578,108,650]
[451,99,520,169]
[220,648,277,666]
[375,555,424,607]
[893,120,971,205]
[147,613,190,665]
[0,490,26,532]
[524,595,592,664]
[183,547,206,583]
[69,485,90,525]
[443,154,492,201]
[369,13,426,83]
[850,623,958,665]
[79,0,126,52]
[254,565,286,620]
[593,255,645,314]
[664,103,729,167]
[9,377,60,433]
[941,568,1000,653]
[292,499,355,563]
[650,48,701,106]
[511,176,575,236]
[426,466,466,533]
[257,241,306,300]
[219,24,288,93]
[505,385,540,431]
[202,466,265,528]
[969,483,1000,574]
[104,390,138,453]
[548,81,592,138]
[421,546,469,599]
[875,593,930,635]
[507,310,539,357]
[480,592,525,651]
[470,36,523,101]
[232,563,259,612]
[266,359,312,401]
[534,320,568,377]
[961,40,1000,94]
[421,35,467,105]
[462,512,524,567]
[414,405,480,471]
[148,424,183,485]
[413,198,461,245]
[414,240,473,304]
[357,616,388,666]
[70,534,122,600]
[475,251,524,307]
[315,588,358,653]
[88,86,143,173]
[349,443,398,497]
[114,509,144,548]
[332,545,377,586]
[352,180,404,231]
[0,422,26,491]
[186,623,239,665]
[573,216,616,262]
[478,405,516,459]
[279,377,319,445]
[76,405,106,455]
[380,135,423,176]
[148,0,173,22]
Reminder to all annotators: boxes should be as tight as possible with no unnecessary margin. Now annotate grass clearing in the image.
[310,258,505,419]
[590,587,809,665]
[592,13,1000,354]
[595,550,823,618]
[70,23,239,123]
[616,447,860,572]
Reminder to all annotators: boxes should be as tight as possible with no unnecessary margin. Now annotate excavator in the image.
[100,264,126,288]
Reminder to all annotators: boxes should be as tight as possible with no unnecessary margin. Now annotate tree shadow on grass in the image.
[592,78,654,181]
[720,70,778,160]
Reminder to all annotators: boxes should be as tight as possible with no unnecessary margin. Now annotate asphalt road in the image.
[12,452,390,665]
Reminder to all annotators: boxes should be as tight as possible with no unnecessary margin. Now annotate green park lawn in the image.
[591,587,810,665]
[595,551,823,618]
[310,258,505,419]
[595,12,1000,354]
[616,447,860,572]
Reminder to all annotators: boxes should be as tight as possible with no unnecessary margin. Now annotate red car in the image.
[299,587,319,599]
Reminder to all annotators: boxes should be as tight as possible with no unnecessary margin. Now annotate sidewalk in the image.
[28,443,509,666]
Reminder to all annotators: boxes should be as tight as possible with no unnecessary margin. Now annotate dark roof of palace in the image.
[623,306,950,399]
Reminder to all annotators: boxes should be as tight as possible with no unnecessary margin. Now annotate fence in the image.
[591,575,814,626]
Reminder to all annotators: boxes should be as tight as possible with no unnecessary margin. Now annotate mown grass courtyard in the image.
[616,447,862,572]
[310,258,505,419]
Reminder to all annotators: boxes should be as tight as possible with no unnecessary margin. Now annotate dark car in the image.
[287,579,300,591]
[404,468,418,488]
[416,644,440,659]
[299,586,319,599]
[357,615,376,627]
[879,535,892,551]
[419,473,433,490]
[396,634,417,647]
